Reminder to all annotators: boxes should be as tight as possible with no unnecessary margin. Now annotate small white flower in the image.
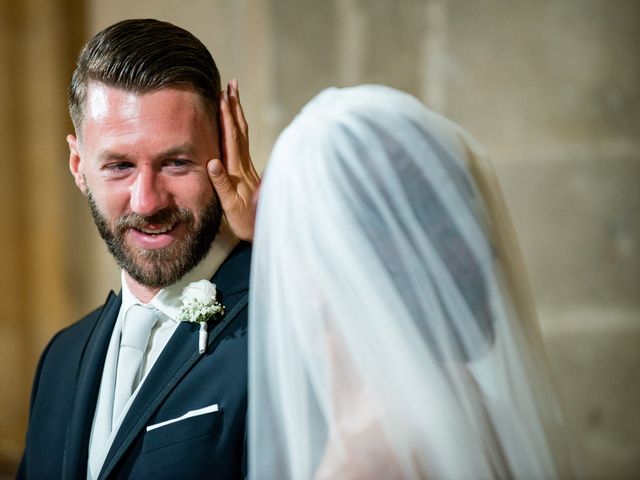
[178,280,224,354]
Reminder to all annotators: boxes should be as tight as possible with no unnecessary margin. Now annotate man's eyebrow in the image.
[96,144,197,162]
[157,144,196,158]
[97,150,131,162]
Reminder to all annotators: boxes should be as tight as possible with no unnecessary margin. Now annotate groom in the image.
[19,19,259,479]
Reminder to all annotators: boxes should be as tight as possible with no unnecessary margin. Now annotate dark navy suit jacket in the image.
[19,242,251,479]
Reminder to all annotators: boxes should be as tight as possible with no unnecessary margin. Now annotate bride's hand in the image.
[208,79,260,241]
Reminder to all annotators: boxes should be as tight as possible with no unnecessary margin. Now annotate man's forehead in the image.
[76,82,218,159]
[78,82,217,145]
[85,83,134,121]
[83,81,213,122]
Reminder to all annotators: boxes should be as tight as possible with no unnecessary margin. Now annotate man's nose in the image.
[130,169,169,216]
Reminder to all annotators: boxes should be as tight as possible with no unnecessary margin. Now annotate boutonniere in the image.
[178,280,225,354]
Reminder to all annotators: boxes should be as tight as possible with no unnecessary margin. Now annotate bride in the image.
[248,85,573,479]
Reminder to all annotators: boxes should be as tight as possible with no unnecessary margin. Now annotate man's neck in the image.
[123,272,161,304]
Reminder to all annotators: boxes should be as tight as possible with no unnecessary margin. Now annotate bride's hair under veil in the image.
[249,85,573,479]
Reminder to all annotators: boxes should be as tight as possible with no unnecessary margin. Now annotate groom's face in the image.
[67,82,222,288]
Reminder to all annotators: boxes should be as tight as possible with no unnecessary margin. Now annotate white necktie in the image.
[112,304,157,428]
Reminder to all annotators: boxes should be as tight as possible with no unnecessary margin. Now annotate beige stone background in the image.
[1,0,638,477]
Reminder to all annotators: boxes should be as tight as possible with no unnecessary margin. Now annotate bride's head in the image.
[250,85,571,480]
[255,85,496,362]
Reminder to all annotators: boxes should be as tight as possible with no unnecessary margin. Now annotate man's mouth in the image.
[128,222,183,250]
[135,222,177,235]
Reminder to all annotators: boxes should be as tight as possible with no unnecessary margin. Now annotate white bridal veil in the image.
[249,85,572,479]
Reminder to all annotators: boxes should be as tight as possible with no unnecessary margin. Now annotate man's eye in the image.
[167,159,188,167]
[106,162,133,171]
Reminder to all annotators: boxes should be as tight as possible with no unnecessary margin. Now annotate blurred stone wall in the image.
[2,0,637,477]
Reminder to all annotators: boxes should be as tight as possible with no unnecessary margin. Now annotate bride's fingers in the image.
[224,81,259,180]
[228,79,249,138]
[219,90,243,177]
[207,158,235,204]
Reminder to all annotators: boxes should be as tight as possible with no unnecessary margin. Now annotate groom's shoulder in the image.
[32,291,119,387]
[223,241,252,275]
[214,241,252,295]
[50,290,120,348]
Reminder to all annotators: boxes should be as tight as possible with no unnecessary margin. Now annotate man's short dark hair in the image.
[69,18,221,131]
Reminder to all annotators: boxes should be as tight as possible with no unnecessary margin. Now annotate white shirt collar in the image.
[121,219,239,322]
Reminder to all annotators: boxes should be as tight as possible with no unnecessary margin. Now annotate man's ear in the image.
[67,134,87,194]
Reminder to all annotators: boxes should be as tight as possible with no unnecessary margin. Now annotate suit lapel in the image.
[62,291,121,479]
[98,242,251,479]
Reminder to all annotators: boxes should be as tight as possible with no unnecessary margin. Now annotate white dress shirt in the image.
[87,222,239,479]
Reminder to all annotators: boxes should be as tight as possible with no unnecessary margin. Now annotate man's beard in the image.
[87,191,222,288]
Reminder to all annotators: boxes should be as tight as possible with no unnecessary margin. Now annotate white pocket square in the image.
[146,403,219,432]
